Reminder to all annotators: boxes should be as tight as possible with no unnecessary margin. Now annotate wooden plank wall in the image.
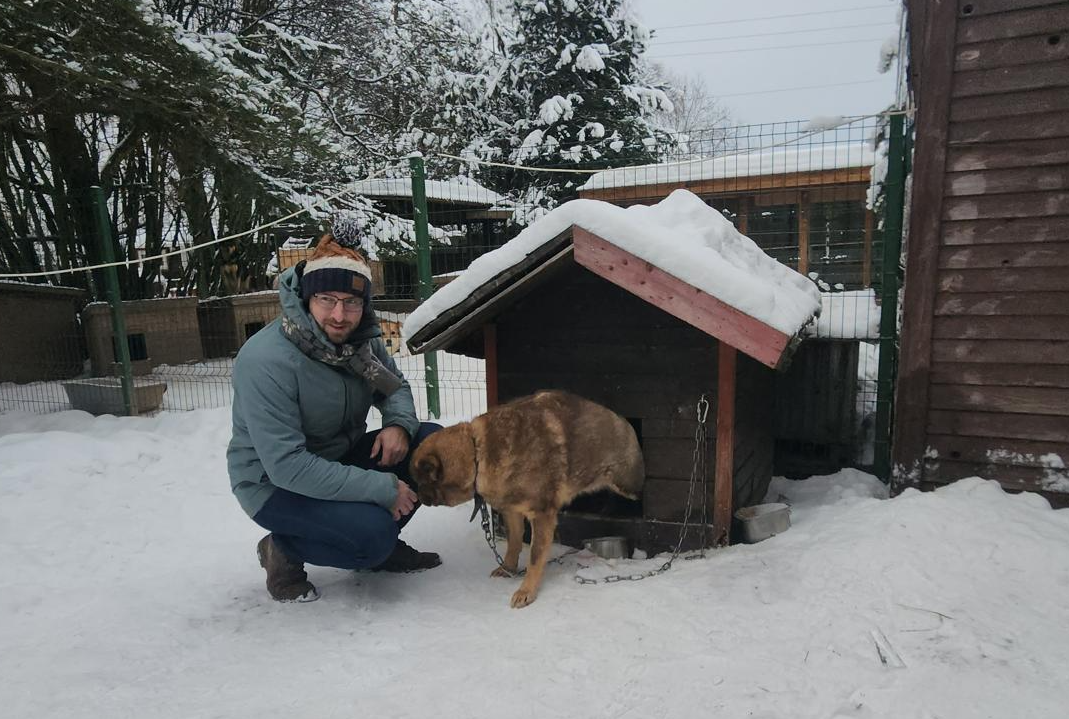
[774,340,860,474]
[897,0,1069,503]
[495,264,775,523]
[732,353,776,509]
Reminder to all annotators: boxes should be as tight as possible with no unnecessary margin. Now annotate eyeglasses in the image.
[312,294,363,312]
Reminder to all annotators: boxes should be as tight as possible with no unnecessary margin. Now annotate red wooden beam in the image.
[714,343,736,547]
[572,227,792,369]
[483,322,498,408]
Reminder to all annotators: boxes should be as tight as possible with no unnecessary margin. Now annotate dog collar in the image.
[469,492,485,523]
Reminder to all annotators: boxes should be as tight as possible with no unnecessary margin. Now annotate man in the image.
[228,231,441,603]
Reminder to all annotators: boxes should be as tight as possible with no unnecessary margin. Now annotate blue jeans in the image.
[252,422,442,569]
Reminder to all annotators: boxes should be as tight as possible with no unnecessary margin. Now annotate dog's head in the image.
[411,424,477,507]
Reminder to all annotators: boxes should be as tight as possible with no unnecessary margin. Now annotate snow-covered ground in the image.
[1,408,1067,718]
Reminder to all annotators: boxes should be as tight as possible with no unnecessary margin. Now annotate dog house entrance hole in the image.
[244,321,265,339]
[113,332,148,362]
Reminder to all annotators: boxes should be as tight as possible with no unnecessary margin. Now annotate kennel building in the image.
[892,0,1069,507]
[405,191,820,552]
[0,281,88,384]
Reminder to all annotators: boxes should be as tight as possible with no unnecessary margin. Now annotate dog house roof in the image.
[403,189,821,369]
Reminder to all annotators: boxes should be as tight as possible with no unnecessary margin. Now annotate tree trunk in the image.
[172,137,217,299]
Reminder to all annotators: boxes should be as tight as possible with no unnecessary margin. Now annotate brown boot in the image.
[257,534,319,602]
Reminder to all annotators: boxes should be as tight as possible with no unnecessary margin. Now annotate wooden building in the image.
[83,297,203,376]
[579,139,879,290]
[406,194,820,551]
[893,0,1069,506]
[0,281,87,384]
[197,292,281,359]
[348,177,513,301]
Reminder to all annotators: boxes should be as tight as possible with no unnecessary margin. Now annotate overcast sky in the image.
[633,0,903,125]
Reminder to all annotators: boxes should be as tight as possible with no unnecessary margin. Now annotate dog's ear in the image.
[415,452,441,483]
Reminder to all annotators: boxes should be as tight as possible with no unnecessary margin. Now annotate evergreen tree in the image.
[478,0,674,219]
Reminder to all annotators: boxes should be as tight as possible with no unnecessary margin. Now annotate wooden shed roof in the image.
[405,225,808,369]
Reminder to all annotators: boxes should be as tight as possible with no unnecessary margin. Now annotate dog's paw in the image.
[490,565,519,579]
[510,588,537,608]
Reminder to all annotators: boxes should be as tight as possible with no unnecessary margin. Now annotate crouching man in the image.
[227,231,441,602]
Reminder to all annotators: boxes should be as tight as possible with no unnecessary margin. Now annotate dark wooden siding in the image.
[896,0,1069,505]
[773,340,860,475]
[495,264,774,524]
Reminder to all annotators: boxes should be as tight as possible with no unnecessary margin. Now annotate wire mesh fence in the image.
[0,116,901,474]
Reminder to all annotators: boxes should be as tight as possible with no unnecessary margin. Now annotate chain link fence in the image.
[0,115,905,475]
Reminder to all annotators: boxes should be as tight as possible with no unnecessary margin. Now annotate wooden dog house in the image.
[83,297,202,376]
[405,191,820,551]
[579,134,884,476]
[0,281,87,384]
[198,291,281,359]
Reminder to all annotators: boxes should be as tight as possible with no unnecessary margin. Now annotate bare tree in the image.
[654,69,737,158]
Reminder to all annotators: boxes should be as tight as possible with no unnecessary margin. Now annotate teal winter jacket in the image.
[226,267,420,518]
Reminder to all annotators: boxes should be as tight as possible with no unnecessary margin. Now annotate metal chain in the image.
[478,504,580,577]
[698,394,710,558]
[574,395,711,584]
[478,502,516,573]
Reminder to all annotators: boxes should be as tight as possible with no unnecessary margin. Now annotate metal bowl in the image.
[734,503,791,543]
[583,535,630,559]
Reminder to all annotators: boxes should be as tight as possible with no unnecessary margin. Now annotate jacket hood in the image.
[279,265,382,344]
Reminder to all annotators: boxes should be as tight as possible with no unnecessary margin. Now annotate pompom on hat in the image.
[299,230,372,303]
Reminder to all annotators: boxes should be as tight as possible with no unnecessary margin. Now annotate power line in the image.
[714,79,887,99]
[650,37,891,60]
[653,4,893,32]
[0,163,407,279]
[650,21,894,46]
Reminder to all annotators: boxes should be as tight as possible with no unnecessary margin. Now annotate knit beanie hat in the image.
[299,232,372,302]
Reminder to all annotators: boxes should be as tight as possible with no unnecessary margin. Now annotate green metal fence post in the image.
[409,156,440,419]
[88,186,136,416]
[873,114,908,481]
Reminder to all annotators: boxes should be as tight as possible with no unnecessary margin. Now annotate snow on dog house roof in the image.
[404,189,821,369]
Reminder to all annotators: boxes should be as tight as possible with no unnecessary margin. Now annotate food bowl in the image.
[582,535,630,559]
[734,503,791,543]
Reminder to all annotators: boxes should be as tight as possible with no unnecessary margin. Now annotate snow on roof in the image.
[404,189,821,344]
[0,279,85,293]
[580,141,875,192]
[349,177,504,206]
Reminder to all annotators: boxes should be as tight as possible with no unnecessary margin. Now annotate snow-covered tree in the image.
[472,0,675,218]
[0,0,488,296]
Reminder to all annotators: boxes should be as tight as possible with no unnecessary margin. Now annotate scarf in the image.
[280,314,403,397]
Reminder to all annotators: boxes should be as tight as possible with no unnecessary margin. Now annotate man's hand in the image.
[391,479,418,521]
[371,426,410,468]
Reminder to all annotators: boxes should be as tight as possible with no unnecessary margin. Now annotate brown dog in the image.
[411,390,644,608]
